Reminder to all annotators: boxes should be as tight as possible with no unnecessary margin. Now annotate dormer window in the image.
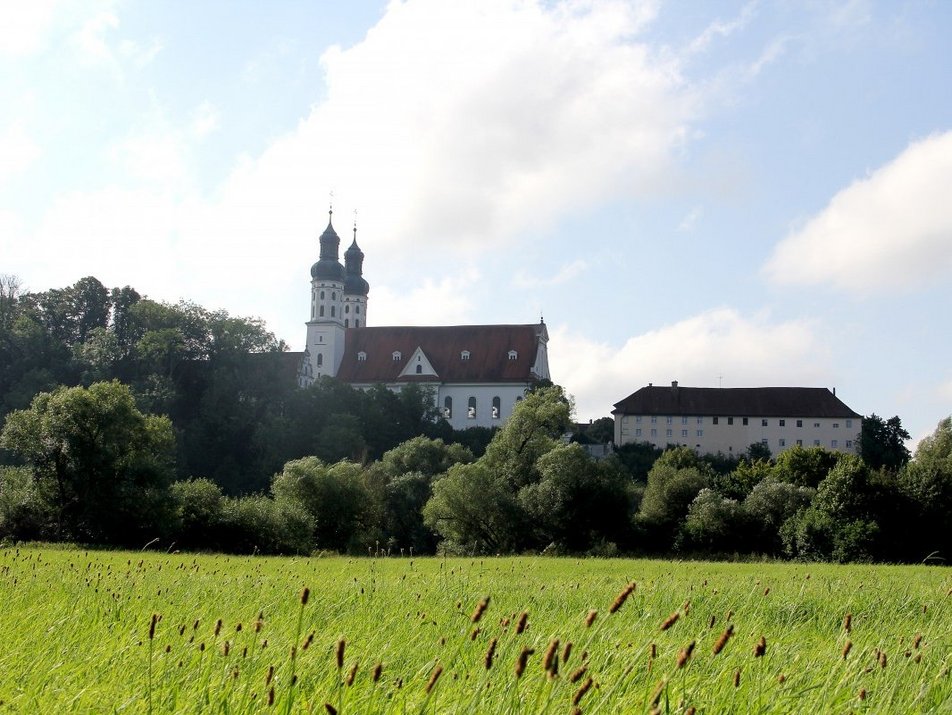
[357,351,367,362]
[392,351,402,361]
[461,350,470,360]
[508,349,518,360]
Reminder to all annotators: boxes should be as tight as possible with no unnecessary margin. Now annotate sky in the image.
[2,0,951,445]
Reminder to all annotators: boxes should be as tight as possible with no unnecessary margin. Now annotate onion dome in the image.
[343,225,370,296]
[310,210,345,281]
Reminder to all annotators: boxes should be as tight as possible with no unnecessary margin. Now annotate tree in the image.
[271,457,370,553]
[378,436,474,479]
[771,445,842,488]
[422,462,525,554]
[859,414,911,473]
[483,385,573,489]
[678,489,746,553]
[742,478,814,555]
[638,447,713,548]
[518,442,632,552]
[897,416,952,559]
[0,380,175,544]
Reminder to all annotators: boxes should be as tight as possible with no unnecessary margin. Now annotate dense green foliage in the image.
[2,275,952,563]
[0,547,948,713]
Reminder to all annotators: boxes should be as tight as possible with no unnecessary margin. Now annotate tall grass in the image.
[0,547,948,713]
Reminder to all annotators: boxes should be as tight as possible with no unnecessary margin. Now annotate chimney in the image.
[833,387,836,396]
[671,380,678,389]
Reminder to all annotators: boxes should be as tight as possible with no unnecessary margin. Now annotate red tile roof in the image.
[335,324,546,384]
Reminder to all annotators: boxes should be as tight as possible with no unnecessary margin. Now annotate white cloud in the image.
[190,102,220,139]
[764,131,952,293]
[549,308,828,419]
[371,269,481,327]
[512,259,588,289]
[70,10,119,65]
[686,1,757,56]
[0,0,59,56]
[191,0,694,267]
[0,121,40,185]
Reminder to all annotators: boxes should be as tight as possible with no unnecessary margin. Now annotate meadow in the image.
[0,547,948,713]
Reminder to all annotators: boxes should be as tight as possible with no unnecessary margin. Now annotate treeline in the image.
[0,275,488,493]
[1,375,951,563]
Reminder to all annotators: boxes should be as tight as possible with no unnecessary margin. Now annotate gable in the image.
[335,324,546,384]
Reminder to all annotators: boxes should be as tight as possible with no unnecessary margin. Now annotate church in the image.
[297,209,551,429]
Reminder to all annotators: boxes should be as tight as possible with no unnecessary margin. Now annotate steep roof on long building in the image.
[612,385,861,418]
[335,324,547,384]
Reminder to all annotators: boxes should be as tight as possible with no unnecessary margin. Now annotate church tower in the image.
[342,220,370,328]
[304,208,346,380]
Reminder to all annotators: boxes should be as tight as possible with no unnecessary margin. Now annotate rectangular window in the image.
[846,419,852,428]
[846,440,853,448]
[832,439,838,448]
[761,438,768,446]
[762,419,769,427]
[796,439,803,446]
[666,416,673,425]
[779,419,785,427]
[635,428,642,437]
[727,417,734,425]
[742,417,748,426]
[697,417,703,425]
[713,417,719,425]
[796,420,803,428]
[651,416,657,424]
[682,416,688,425]
[651,428,657,438]
[635,415,642,424]
[681,429,688,438]
[814,422,820,428]
[696,429,703,437]
[833,423,839,429]
[779,438,786,447]
[814,439,820,446]
[666,429,673,438]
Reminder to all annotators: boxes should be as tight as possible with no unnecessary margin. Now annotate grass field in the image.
[0,547,948,713]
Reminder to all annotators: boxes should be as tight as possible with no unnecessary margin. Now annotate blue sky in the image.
[2,0,951,444]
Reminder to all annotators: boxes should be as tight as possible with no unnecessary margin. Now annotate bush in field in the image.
[423,461,526,554]
[0,380,175,544]
[742,478,814,555]
[272,457,371,553]
[518,442,632,552]
[678,488,747,553]
[218,494,312,555]
[771,445,842,488]
[637,447,712,548]
[782,455,879,561]
[897,416,952,559]
[0,465,51,540]
[170,478,226,550]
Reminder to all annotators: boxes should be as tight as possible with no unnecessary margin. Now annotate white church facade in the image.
[298,210,551,429]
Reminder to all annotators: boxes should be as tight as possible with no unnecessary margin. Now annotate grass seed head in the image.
[324,704,337,715]
[660,612,680,631]
[346,662,358,686]
[733,668,741,688]
[842,640,852,660]
[585,610,598,627]
[301,587,310,605]
[562,641,573,664]
[677,641,696,669]
[572,676,593,706]
[336,639,346,669]
[649,679,666,707]
[858,687,866,701]
[149,613,158,640]
[569,665,587,683]
[609,582,636,614]
[425,664,443,693]
[713,624,734,655]
[484,638,498,670]
[372,662,383,682]
[471,597,490,623]
[913,633,923,649]
[843,613,852,632]
[515,611,529,635]
[543,639,559,677]
[515,647,534,678]
[754,635,767,658]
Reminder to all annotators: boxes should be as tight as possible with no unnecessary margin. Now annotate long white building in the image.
[612,381,861,456]
[297,209,551,429]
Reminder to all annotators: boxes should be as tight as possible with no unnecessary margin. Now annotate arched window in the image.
[320,290,325,300]
[492,396,501,419]
[508,349,518,360]
[461,350,470,360]
[392,351,402,361]
[344,319,349,327]
[356,305,360,314]
[443,396,452,419]
[331,306,336,317]
[468,396,477,419]
[316,353,323,367]
[415,364,422,374]
[332,292,336,300]
[345,305,350,313]
[516,395,523,403]
[357,351,367,362]
[319,305,325,317]
[355,319,360,328]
